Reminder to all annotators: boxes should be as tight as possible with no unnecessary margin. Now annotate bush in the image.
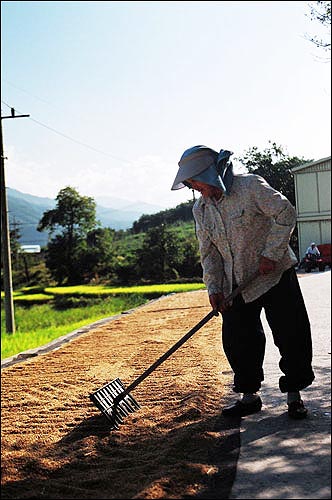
[53,295,103,310]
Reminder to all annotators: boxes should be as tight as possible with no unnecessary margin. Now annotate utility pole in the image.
[1,107,29,333]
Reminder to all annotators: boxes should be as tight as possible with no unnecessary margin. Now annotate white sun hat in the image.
[171,145,219,190]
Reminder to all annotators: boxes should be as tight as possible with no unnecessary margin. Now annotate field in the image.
[1,289,240,499]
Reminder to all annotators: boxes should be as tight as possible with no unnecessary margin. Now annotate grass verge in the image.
[1,295,146,360]
[1,282,206,360]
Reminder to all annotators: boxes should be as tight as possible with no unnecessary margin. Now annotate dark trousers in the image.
[221,267,315,394]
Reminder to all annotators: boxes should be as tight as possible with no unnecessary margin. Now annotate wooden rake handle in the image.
[118,270,260,399]
[222,269,261,307]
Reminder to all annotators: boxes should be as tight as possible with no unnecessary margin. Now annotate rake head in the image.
[89,378,141,429]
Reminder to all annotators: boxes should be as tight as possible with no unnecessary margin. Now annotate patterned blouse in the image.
[192,173,298,303]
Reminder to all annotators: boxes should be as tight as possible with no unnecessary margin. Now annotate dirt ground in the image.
[1,290,240,499]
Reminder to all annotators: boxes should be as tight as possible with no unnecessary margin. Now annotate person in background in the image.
[306,242,321,258]
[171,145,315,419]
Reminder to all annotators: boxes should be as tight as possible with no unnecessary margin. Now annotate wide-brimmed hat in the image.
[171,145,234,194]
[171,146,218,190]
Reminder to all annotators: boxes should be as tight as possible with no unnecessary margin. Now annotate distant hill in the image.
[7,188,165,246]
[7,189,55,247]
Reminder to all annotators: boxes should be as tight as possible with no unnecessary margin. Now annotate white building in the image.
[291,156,331,259]
[20,245,41,254]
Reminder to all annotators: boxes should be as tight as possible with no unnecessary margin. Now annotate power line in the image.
[2,79,54,106]
[1,100,132,164]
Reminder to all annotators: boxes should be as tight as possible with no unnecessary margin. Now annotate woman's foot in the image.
[288,399,308,419]
[222,396,262,417]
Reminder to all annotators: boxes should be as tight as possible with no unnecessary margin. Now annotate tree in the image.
[307,1,331,52]
[236,141,311,206]
[1,224,21,288]
[176,239,202,279]
[41,234,72,285]
[137,225,183,282]
[38,186,97,238]
[37,187,100,284]
[9,225,21,259]
[236,142,312,258]
[79,227,116,283]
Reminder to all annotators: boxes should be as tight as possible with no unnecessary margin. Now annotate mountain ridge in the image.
[7,187,166,246]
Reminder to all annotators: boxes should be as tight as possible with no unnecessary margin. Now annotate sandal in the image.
[288,400,308,419]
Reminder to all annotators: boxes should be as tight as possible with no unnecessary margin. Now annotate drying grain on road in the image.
[1,290,240,499]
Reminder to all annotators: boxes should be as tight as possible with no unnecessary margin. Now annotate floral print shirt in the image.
[192,173,298,303]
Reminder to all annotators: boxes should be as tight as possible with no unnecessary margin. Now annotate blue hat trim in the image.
[190,148,234,195]
[216,149,234,195]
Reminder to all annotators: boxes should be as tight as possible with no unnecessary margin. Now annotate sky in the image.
[1,0,331,210]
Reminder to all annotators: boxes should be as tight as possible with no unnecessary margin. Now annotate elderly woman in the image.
[171,145,314,419]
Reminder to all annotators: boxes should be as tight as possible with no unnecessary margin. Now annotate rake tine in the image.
[125,393,141,411]
[117,386,141,411]
[117,403,128,417]
[99,386,116,407]
[106,382,134,415]
[111,410,124,427]
[90,384,126,426]
[107,397,129,420]
[94,390,113,415]
[100,389,128,417]
[90,391,118,420]
[90,378,141,427]
[100,384,120,408]
[93,401,120,428]
[113,379,140,412]
[110,382,134,412]
[105,399,126,425]
[109,416,121,430]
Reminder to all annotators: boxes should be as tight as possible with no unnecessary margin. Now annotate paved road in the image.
[230,270,331,500]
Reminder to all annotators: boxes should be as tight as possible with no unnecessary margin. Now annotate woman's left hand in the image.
[259,256,277,275]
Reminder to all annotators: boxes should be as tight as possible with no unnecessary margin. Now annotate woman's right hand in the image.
[209,292,228,313]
